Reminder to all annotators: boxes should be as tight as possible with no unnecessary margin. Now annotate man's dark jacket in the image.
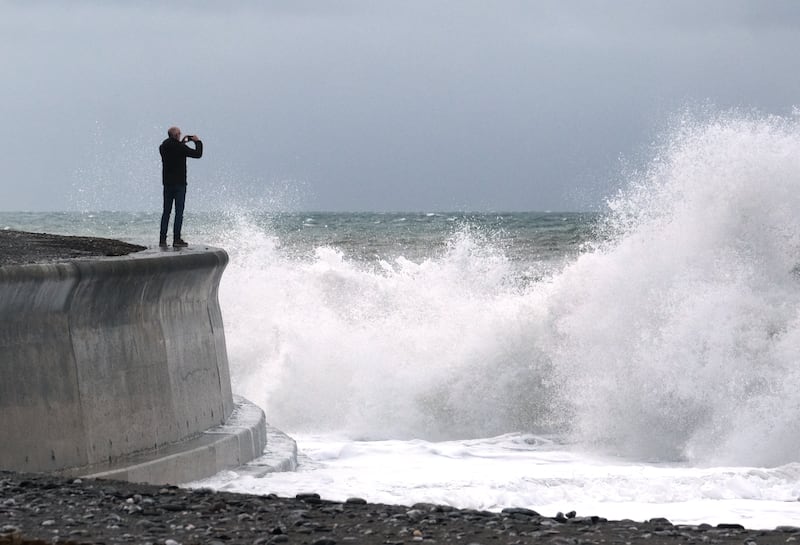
[159,138,203,186]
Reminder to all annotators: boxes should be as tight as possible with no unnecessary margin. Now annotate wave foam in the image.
[217,112,800,466]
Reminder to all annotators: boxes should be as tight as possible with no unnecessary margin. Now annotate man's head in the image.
[167,126,182,140]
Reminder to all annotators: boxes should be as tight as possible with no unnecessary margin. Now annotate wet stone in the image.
[573,515,605,524]
[297,493,322,502]
[501,507,540,517]
[649,517,673,527]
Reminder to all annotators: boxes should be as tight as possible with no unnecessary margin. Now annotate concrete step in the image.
[79,396,267,485]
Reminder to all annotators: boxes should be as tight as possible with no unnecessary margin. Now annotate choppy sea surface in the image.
[5,113,800,528]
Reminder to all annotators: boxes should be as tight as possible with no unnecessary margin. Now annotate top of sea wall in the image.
[0,229,146,267]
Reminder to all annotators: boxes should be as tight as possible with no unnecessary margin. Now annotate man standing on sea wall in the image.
[159,126,203,248]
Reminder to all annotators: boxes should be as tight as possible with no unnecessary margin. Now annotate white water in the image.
[194,112,800,528]
[197,434,800,529]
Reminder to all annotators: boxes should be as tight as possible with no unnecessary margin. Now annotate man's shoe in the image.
[173,239,188,248]
[159,238,168,248]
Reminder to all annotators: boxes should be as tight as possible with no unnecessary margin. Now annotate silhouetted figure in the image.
[159,126,203,247]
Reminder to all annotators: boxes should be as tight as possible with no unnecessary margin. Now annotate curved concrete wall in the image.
[0,247,234,474]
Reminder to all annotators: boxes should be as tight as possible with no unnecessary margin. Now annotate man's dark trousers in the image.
[160,184,186,241]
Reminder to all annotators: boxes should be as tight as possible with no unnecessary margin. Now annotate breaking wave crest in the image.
[218,112,800,466]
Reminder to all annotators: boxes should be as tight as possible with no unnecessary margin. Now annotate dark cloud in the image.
[1,1,799,211]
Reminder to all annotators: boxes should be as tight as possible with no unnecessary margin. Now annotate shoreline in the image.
[1,230,797,543]
[1,470,797,545]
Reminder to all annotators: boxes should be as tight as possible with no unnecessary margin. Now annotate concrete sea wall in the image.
[0,245,264,482]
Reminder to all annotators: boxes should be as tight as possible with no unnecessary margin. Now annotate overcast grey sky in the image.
[2,1,800,212]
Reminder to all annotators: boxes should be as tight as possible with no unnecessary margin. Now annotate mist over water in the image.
[213,113,800,467]
[214,214,566,441]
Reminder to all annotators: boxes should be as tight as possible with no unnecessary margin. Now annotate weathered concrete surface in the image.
[81,396,268,484]
[216,422,299,479]
[0,244,258,482]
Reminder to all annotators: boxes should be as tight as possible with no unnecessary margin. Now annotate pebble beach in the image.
[3,470,799,545]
